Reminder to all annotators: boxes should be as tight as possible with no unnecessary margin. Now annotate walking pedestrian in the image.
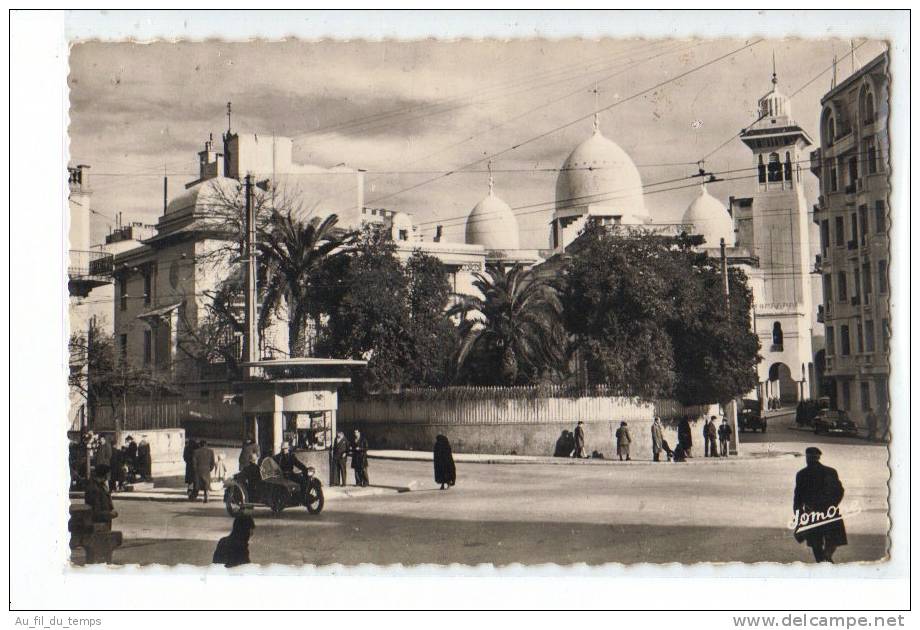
[718,417,732,457]
[350,429,370,487]
[183,439,196,491]
[137,435,152,481]
[677,416,693,457]
[95,435,112,489]
[332,431,349,486]
[191,440,216,503]
[574,421,588,459]
[238,438,261,472]
[109,446,126,492]
[651,417,665,462]
[213,515,255,568]
[704,416,719,457]
[615,421,632,461]
[793,447,847,563]
[433,434,456,490]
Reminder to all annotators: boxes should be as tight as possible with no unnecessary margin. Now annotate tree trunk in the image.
[288,316,306,358]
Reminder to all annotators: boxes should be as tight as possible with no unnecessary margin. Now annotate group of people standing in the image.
[332,429,370,487]
[90,434,152,491]
[554,416,734,463]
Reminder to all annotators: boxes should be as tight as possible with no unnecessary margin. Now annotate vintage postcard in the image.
[9,12,911,619]
[61,25,897,569]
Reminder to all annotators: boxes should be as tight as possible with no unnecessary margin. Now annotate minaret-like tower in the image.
[740,62,816,403]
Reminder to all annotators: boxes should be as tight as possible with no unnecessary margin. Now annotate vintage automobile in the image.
[223,456,324,516]
[737,399,766,432]
[813,409,859,436]
[795,397,832,426]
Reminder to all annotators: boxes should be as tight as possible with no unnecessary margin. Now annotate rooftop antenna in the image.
[771,50,778,86]
[850,40,856,74]
[487,160,494,196]
[226,101,232,135]
[832,54,838,89]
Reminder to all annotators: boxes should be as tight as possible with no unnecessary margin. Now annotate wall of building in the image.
[338,395,723,459]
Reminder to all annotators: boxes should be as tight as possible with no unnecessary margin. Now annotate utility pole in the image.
[243,173,259,378]
[720,237,740,456]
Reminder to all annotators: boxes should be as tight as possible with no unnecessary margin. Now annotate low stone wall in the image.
[339,395,723,460]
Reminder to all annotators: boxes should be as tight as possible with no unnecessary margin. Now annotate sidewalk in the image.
[69,482,408,504]
[368,447,796,466]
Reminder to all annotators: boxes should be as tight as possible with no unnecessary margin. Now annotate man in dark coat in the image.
[84,464,118,523]
[615,422,632,461]
[109,446,125,492]
[718,418,732,457]
[124,436,138,476]
[273,441,309,492]
[677,417,693,457]
[213,515,255,568]
[574,421,587,458]
[95,435,113,489]
[191,440,216,502]
[433,435,456,490]
[183,439,196,487]
[793,447,847,562]
[239,439,261,472]
[704,416,719,457]
[332,431,349,486]
[350,429,370,487]
[137,436,152,481]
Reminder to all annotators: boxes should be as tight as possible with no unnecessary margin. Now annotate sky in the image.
[68,37,888,249]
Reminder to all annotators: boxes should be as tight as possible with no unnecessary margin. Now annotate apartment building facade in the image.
[810,51,890,425]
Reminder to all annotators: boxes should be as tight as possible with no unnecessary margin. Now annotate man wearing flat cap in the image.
[793,447,847,562]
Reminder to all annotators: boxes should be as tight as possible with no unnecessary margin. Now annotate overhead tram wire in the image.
[291,39,676,143]
[313,40,701,209]
[330,40,704,206]
[698,39,872,164]
[83,43,690,199]
[413,149,863,231]
[354,38,765,212]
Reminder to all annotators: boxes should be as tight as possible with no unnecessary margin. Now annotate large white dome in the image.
[682,184,735,248]
[465,190,520,251]
[555,127,648,222]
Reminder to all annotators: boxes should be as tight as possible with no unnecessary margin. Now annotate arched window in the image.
[757,154,766,183]
[864,91,875,124]
[826,115,836,145]
[772,322,784,349]
[784,151,793,181]
[767,152,782,182]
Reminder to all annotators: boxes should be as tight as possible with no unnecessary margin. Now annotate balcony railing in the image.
[68,250,114,280]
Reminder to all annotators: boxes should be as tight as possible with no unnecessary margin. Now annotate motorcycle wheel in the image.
[270,490,285,515]
[305,483,324,515]
[224,486,245,517]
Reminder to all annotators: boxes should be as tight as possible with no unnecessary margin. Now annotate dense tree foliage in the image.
[313,227,455,393]
[447,264,566,386]
[560,221,760,403]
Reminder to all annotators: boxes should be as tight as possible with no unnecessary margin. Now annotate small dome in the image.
[166,176,241,216]
[555,126,648,222]
[682,184,735,248]
[465,191,520,251]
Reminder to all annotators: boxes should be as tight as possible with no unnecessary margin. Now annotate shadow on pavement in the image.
[98,510,888,567]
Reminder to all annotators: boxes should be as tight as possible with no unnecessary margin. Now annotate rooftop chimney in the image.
[434,225,444,242]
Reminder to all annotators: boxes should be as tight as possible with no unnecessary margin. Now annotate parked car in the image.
[738,399,766,432]
[813,409,858,436]
[795,397,830,426]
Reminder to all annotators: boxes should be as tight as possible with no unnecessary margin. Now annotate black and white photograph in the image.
[8,7,912,618]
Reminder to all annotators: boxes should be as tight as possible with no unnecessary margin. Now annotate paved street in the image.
[73,411,888,567]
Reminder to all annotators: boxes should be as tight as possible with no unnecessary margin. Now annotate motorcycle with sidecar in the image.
[223,456,324,516]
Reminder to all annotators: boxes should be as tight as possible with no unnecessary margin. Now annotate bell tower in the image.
[740,62,816,404]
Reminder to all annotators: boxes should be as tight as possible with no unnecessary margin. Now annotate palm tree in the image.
[257,211,352,357]
[447,263,565,385]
